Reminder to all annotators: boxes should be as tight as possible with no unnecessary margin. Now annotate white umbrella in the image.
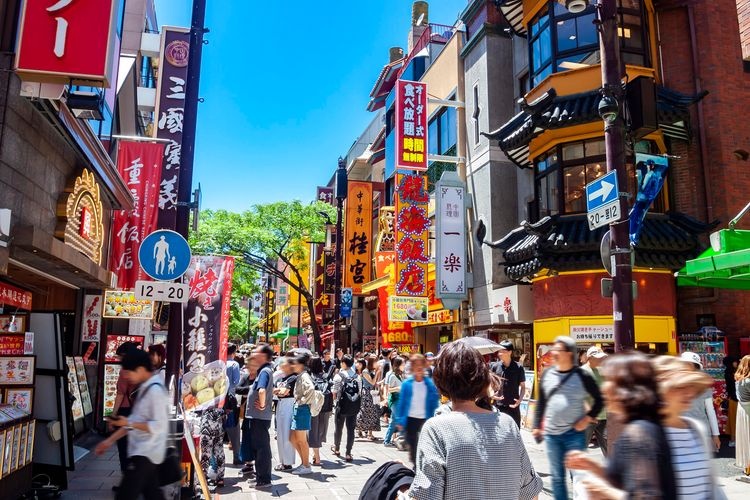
[456,336,503,355]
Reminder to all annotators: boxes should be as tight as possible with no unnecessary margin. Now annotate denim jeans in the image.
[383,402,398,444]
[545,428,586,500]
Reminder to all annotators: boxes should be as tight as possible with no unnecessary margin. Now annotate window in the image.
[528,0,649,88]
[472,84,481,145]
[428,106,457,156]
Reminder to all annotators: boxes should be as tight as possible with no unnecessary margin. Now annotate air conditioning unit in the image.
[66,89,105,121]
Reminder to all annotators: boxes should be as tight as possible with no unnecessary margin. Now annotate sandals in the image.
[274,464,293,471]
[311,460,322,466]
[330,445,340,456]
[345,454,353,462]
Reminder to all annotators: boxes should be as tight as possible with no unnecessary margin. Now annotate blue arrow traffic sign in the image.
[138,229,192,281]
[585,170,619,212]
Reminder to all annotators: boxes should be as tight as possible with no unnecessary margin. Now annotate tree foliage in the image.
[189,200,336,350]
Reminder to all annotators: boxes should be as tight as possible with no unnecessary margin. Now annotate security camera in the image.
[598,95,619,124]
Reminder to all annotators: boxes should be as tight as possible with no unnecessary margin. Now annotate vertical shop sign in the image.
[182,256,235,373]
[15,0,118,84]
[395,80,428,171]
[395,173,429,296]
[316,186,334,205]
[313,244,332,324]
[110,141,165,289]
[154,27,190,229]
[81,294,102,342]
[343,181,373,293]
[435,173,467,305]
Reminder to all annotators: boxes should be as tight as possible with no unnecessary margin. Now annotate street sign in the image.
[137,229,192,281]
[585,170,620,230]
[135,280,190,303]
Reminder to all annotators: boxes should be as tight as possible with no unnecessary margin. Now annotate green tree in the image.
[190,201,335,352]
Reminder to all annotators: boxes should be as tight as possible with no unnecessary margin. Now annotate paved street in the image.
[63,420,748,499]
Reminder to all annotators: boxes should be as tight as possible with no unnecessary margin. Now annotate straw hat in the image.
[651,355,714,393]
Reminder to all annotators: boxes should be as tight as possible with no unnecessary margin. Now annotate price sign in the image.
[135,280,189,303]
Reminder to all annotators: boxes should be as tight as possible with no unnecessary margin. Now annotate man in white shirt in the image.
[96,349,169,500]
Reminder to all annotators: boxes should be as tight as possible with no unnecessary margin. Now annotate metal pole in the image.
[598,0,635,351]
[333,196,344,349]
[165,0,207,392]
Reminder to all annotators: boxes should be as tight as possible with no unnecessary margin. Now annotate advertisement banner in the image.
[630,153,669,245]
[102,291,154,319]
[340,288,353,319]
[0,282,32,310]
[181,255,234,411]
[154,27,190,229]
[388,296,428,322]
[81,294,102,342]
[110,141,164,289]
[395,173,429,297]
[435,173,467,304]
[378,288,414,346]
[15,0,118,84]
[343,181,373,293]
[395,80,428,171]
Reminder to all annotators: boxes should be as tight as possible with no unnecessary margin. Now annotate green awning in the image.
[677,229,750,290]
[269,328,290,339]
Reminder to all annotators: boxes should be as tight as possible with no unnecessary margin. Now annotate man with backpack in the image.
[532,336,603,500]
[332,354,360,462]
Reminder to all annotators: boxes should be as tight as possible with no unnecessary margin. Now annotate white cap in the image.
[586,346,608,359]
[680,351,703,370]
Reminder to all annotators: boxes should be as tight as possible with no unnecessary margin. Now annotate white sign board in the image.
[135,280,189,303]
[435,171,467,307]
[570,324,614,342]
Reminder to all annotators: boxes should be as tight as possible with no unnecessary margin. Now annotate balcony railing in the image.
[398,23,457,78]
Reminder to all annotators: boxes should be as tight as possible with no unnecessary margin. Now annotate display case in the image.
[678,326,729,433]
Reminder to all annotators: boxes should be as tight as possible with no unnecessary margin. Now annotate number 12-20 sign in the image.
[135,280,189,303]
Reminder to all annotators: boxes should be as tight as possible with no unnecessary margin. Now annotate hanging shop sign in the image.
[570,324,614,343]
[0,282,32,310]
[435,172,467,307]
[316,186,334,205]
[102,291,154,319]
[425,309,457,326]
[395,173,429,296]
[154,27,190,229]
[181,255,234,411]
[343,181,373,293]
[313,244,333,324]
[340,288,353,319]
[374,251,396,279]
[110,141,165,289]
[395,80,428,171]
[81,294,102,342]
[389,296,428,323]
[376,206,396,252]
[15,0,118,85]
[55,169,105,265]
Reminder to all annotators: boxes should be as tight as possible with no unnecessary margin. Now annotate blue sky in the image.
[154,0,465,211]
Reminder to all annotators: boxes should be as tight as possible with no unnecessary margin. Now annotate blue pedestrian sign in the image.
[585,170,621,230]
[138,229,192,281]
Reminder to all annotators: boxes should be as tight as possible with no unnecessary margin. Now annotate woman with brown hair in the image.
[404,341,541,499]
[356,355,381,440]
[735,354,750,477]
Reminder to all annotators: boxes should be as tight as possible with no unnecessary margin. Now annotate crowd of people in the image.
[95,336,750,499]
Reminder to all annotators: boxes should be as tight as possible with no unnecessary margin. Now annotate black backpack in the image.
[314,375,334,413]
[338,374,361,416]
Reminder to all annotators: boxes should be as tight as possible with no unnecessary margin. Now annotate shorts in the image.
[291,403,311,431]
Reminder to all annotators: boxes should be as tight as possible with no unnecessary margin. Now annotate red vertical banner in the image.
[377,251,413,348]
[395,80,428,171]
[343,181,373,294]
[395,173,429,296]
[110,141,165,289]
[154,28,190,229]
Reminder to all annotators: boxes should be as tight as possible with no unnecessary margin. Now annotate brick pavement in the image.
[62,420,748,499]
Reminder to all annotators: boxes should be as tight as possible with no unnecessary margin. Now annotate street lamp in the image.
[561,0,635,351]
[333,157,348,351]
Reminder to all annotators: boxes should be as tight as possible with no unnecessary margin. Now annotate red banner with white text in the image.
[110,141,164,289]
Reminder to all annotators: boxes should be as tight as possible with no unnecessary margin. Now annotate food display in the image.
[103,363,121,417]
[104,335,145,363]
[181,360,228,411]
[102,291,154,319]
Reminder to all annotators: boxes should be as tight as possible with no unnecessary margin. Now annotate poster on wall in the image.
[181,255,234,411]
[0,334,25,356]
[81,295,103,342]
[0,315,25,333]
[104,335,145,363]
[102,363,121,417]
[388,296,428,323]
[103,291,154,319]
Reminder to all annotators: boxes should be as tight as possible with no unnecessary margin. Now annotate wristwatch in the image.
[125,419,134,431]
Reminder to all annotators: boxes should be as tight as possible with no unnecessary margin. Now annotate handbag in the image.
[157,447,185,486]
[370,389,381,405]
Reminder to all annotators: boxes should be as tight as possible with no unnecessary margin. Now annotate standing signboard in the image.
[343,181,373,293]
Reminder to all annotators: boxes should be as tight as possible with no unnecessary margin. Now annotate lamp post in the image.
[563,0,635,351]
[333,158,348,351]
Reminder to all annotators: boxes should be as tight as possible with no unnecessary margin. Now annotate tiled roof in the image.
[497,212,717,282]
[484,86,708,169]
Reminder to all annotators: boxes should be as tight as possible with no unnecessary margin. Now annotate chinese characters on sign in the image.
[343,181,373,293]
[81,294,102,342]
[109,141,164,289]
[388,296,428,323]
[570,325,615,342]
[313,244,333,327]
[395,80,428,171]
[435,175,467,302]
[316,186,334,205]
[395,174,429,297]
[154,28,190,229]
[56,169,104,264]
[182,256,235,374]
[0,282,32,310]
[15,0,118,84]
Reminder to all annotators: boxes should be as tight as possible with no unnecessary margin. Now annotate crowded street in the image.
[1,0,750,499]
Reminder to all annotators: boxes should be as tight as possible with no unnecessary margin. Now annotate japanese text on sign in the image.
[343,181,373,293]
[435,181,467,299]
[570,325,614,342]
[0,282,32,310]
[395,80,428,171]
[395,174,429,297]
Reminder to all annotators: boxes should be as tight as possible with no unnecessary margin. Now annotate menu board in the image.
[65,357,84,421]
[74,357,93,415]
[104,335,145,363]
[103,363,121,417]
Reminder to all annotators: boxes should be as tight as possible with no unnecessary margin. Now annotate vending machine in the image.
[678,326,729,433]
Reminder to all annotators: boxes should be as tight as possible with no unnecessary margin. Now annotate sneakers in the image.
[383,441,395,448]
[254,480,272,489]
[240,464,255,475]
[291,465,313,475]
[729,441,736,448]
